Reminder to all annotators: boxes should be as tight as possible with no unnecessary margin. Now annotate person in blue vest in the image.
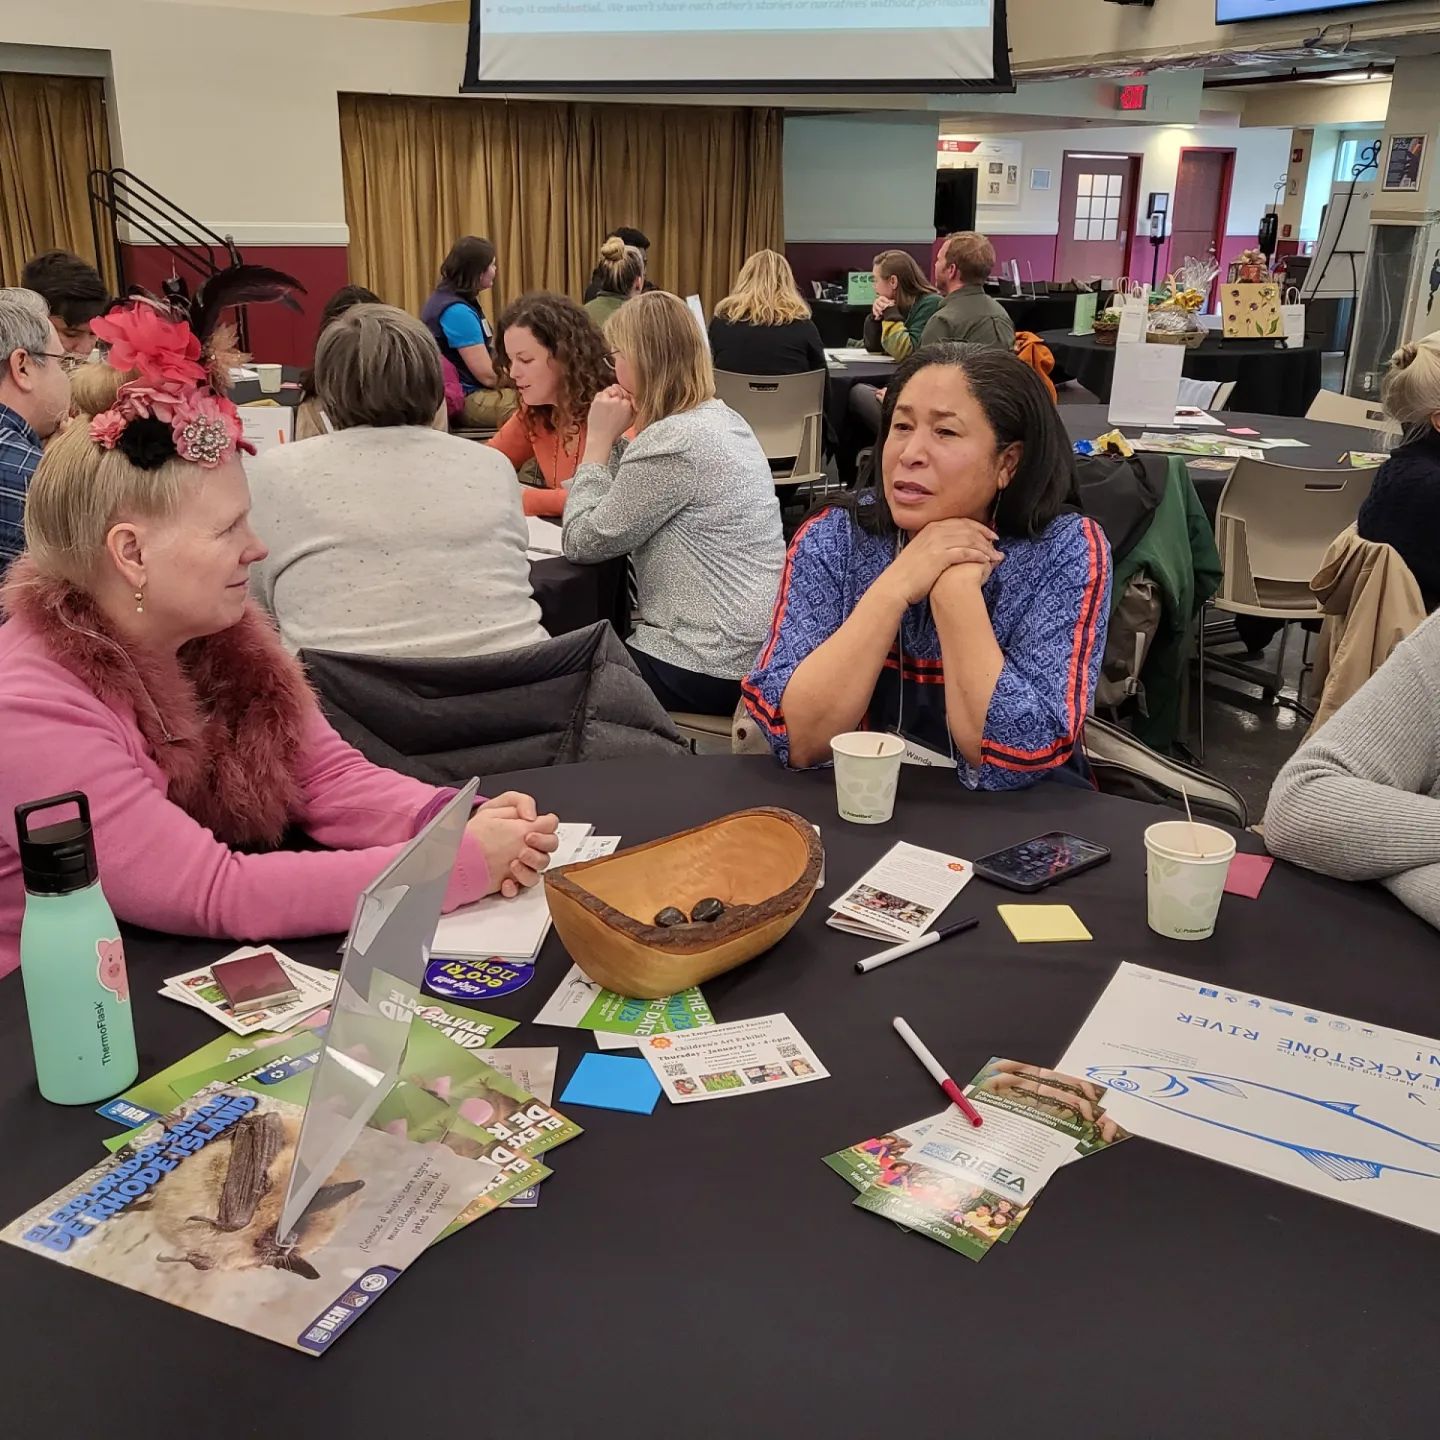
[420,236,516,429]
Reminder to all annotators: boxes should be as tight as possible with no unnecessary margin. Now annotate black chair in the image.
[301,621,688,785]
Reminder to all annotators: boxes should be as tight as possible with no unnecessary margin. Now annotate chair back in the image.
[1305,388,1399,433]
[1214,458,1378,614]
[1212,379,1237,409]
[715,369,826,483]
[1177,377,1221,410]
[1083,715,1248,828]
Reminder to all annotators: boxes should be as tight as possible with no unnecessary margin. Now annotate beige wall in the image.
[1009,0,1440,75]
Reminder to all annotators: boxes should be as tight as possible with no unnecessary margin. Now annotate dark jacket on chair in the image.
[301,621,688,786]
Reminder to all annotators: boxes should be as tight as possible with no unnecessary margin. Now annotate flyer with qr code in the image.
[638,1014,828,1103]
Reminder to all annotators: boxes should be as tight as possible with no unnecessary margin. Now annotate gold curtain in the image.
[0,73,116,292]
[339,93,784,318]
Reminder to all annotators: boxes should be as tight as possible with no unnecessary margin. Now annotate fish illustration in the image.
[1085,1065,1440,1183]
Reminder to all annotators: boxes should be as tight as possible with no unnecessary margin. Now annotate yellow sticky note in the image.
[996,904,1092,943]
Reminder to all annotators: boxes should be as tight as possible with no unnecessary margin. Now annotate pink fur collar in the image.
[1,556,313,849]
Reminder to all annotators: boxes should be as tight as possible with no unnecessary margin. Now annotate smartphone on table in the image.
[972,832,1111,894]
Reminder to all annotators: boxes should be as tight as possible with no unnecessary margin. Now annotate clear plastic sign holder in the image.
[277,780,478,1241]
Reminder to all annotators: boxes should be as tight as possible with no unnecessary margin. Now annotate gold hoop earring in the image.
[134,590,145,614]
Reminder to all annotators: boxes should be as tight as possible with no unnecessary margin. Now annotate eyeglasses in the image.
[23,349,69,363]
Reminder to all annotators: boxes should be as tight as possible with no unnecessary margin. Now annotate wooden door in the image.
[1055,153,1139,284]
[1170,148,1234,301]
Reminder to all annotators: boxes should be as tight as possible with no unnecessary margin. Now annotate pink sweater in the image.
[0,615,491,977]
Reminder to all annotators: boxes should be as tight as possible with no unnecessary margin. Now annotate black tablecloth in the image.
[1059,404,1386,520]
[230,364,304,409]
[529,553,628,638]
[1044,330,1324,417]
[811,300,869,348]
[2,757,1437,1437]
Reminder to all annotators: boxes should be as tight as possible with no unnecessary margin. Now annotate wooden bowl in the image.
[544,807,823,999]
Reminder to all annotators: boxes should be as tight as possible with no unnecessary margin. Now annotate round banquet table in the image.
[2,756,1438,1438]
[1043,329,1324,417]
[529,553,628,638]
[1059,403,1386,521]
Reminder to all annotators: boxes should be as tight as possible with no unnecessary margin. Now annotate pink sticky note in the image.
[1225,852,1274,899]
[1227,427,1261,436]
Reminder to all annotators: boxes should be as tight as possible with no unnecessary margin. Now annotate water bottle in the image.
[16,792,138,1104]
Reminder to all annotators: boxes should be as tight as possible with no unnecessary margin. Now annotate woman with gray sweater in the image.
[1264,610,1440,929]
[248,304,546,659]
[563,291,784,713]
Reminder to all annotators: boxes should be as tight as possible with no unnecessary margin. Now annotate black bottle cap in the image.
[15,792,99,896]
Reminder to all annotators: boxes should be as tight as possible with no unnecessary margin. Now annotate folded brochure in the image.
[828,841,973,942]
[824,1058,1128,1260]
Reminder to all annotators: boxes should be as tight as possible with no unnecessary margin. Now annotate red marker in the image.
[892,1016,984,1128]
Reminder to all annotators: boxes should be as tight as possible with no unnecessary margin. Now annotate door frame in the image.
[1174,146,1236,294]
[1056,150,1145,284]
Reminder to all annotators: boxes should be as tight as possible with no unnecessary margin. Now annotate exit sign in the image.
[1119,84,1149,112]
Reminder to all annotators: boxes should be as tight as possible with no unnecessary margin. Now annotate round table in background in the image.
[529,553,628,638]
[2,756,1436,1438]
[1059,403,1385,520]
[1043,330,1325,417]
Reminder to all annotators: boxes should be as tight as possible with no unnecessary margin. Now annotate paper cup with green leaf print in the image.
[1144,820,1236,941]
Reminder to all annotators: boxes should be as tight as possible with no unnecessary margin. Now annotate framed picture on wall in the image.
[1382,134,1425,192]
[938,136,1023,206]
[1030,168,1052,191]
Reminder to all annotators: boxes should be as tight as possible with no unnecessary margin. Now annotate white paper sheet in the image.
[825,348,890,365]
[1108,341,1183,427]
[430,827,613,960]
[1057,963,1440,1238]
[525,515,565,557]
[238,405,295,457]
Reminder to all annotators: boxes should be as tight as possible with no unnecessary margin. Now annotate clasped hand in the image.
[881,519,1005,608]
[586,384,635,450]
[870,296,894,321]
[464,791,561,899]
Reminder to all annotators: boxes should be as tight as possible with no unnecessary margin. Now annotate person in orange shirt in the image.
[490,294,616,517]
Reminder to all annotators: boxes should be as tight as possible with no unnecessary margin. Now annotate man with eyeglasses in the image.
[0,289,73,575]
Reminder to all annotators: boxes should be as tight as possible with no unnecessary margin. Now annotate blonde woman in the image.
[0,295,559,976]
[563,291,785,713]
[709,249,825,376]
[583,237,646,329]
[1357,332,1440,609]
[864,250,941,361]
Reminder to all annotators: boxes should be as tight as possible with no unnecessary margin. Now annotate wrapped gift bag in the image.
[1221,282,1281,340]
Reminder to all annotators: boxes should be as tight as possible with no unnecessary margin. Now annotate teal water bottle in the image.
[16,792,138,1104]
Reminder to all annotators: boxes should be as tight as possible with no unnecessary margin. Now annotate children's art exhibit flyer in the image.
[639,1014,828,1103]
[827,842,974,942]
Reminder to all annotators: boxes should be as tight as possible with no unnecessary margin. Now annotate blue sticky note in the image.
[560,1053,661,1115]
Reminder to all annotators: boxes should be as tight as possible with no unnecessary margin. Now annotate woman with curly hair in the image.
[491,293,616,517]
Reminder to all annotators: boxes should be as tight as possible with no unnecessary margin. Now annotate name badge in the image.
[899,737,958,770]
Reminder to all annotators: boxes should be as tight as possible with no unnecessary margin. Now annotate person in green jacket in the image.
[863,250,941,360]
[921,231,1015,351]
[583,236,646,329]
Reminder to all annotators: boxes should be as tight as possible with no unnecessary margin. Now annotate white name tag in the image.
[899,738,958,770]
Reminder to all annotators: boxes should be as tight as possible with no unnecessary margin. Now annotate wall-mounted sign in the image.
[938,136,1022,207]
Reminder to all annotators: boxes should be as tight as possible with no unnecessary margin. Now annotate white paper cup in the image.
[831,732,905,825]
[1144,820,1237,941]
[256,363,283,394]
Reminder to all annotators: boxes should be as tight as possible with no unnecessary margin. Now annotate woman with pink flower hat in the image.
[0,277,559,978]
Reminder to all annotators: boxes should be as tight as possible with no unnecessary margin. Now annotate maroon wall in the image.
[786,240,933,294]
[119,244,350,368]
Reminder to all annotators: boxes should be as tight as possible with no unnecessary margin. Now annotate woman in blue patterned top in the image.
[742,343,1111,790]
